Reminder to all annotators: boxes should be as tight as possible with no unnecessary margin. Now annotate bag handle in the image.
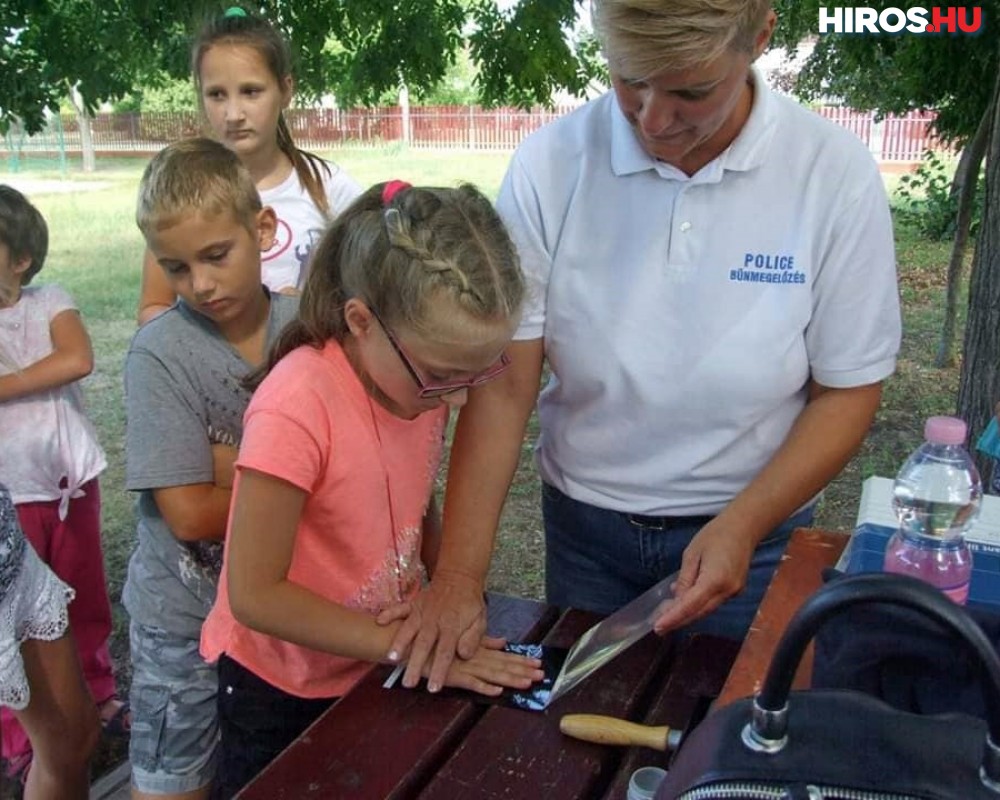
[747,572,1000,788]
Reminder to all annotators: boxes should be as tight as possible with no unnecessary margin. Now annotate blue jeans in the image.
[542,483,815,641]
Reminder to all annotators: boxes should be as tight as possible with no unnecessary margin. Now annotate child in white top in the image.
[0,185,124,782]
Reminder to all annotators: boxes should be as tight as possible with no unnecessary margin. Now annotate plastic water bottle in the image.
[883,415,982,604]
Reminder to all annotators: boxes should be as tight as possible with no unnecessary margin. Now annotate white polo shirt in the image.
[497,71,901,517]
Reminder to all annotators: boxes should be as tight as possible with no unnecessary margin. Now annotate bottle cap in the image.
[628,766,667,800]
[925,416,968,446]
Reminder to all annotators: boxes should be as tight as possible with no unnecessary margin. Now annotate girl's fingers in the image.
[458,678,504,697]
[450,650,545,693]
[376,602,412,626]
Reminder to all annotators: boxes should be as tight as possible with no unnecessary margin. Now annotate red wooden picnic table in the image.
[237,527,846,799]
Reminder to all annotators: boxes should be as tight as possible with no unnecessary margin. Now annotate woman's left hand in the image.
[651,517,758,635]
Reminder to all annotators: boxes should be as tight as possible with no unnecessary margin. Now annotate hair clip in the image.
[383,207,405,239]
[381,180,411,206]
[224,6,248,17]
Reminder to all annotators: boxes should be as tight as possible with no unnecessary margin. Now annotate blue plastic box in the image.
[841,521,1000,610]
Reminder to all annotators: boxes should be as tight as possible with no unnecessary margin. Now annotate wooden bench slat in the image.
[600,634,741,800]
[238,594,554,798]
[716,528,847,707]
[418,608,675,800]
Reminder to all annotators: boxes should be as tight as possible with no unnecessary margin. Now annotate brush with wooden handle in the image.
[559,714,682,751]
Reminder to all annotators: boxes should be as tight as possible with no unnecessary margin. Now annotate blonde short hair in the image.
[592,0,772,78]
[136,138,261,235]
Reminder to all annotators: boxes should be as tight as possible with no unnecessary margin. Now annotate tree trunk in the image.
[936,99,993,367]
[67,84,96,173]
[957,65,1000,478]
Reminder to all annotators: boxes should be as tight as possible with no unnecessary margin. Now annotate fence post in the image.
[399,85,411,147]
[868,116,884,161]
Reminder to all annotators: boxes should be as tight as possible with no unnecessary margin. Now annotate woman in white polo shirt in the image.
[383,0,901,691]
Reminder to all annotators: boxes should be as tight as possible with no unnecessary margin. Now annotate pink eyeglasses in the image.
[370,308,510,399]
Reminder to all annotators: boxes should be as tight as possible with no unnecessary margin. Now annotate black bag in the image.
[656,572,1000,800]
[812,569,1000,719]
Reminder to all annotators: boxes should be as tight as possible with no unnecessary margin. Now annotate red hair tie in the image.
[381,180,411,205]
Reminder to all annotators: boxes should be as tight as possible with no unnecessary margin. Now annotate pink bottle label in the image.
[883,537,970,605]
[941,583,970,605]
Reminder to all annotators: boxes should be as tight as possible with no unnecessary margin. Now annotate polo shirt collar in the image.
[610,93,658,177]
[609,66,777,180]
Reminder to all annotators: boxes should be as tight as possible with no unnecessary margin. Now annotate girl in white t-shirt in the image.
[0,186,118,787]
[137,6,362,324]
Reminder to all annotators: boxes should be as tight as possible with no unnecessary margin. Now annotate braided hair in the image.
[250,182,524,388]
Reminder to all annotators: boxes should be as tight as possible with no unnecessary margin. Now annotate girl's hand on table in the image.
[441,636,544,697]
[378,573,487,692]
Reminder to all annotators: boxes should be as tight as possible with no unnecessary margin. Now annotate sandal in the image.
[98,698,132,738]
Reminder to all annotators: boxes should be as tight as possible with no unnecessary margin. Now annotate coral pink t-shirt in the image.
[201,340,447,698]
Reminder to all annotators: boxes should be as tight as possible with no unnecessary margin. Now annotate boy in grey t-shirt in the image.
[123,139,298,799]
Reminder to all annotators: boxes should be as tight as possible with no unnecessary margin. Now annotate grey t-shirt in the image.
[122,292,299,639]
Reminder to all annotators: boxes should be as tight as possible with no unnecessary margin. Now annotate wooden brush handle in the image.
[559,714,670,751]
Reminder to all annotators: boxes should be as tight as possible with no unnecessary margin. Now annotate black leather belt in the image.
[624,512,714,530]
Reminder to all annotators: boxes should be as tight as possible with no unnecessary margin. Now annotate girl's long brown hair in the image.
[192,7,336,216]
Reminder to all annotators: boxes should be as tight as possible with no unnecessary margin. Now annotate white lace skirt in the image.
[0,544,74,710]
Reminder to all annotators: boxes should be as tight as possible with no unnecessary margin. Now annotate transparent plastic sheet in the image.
[546,573,678,706]
[382,574,677,710]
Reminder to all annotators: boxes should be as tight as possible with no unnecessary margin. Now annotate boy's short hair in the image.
[0,185,49,285]
[136,138,262,236]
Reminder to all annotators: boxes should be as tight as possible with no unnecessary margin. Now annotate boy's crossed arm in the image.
[153,443,238,542]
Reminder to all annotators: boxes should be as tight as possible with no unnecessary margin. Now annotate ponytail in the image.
[276,114,333,218]
[247,181,525,391]
[193,9,341,221]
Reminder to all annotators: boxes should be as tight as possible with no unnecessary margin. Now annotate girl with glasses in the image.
[200,181,542,797]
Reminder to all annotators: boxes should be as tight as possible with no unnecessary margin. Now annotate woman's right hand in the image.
[441,636,544,697]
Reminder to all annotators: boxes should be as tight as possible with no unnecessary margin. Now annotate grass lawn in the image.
[2,146,967,782]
